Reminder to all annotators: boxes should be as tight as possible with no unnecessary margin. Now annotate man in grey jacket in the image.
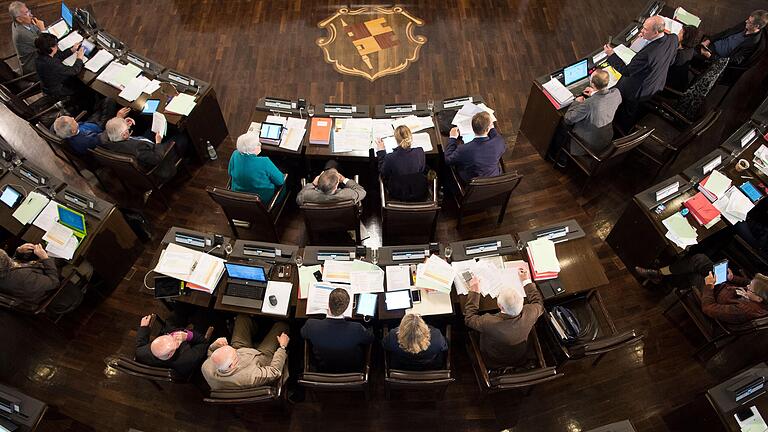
[9,1,44,74]
[563,69,622,158]
[296,167,366,205]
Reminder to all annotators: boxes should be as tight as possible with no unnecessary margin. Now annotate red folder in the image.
[684,192,720,226]
[309,117,332,145]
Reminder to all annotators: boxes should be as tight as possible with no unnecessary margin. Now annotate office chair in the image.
[0,83,65,127]
[203,360,289,405]
[206,178,289,242]
[634,109,721,180]
[107,315,214,389]
[0,264,87,323]
[379,176,440,245]
[90,142,183,209]
[546,289,644,367]
[299,177,361,246]
[558,125,654,194]
[382,325,454,400]
[32,118,107,188]
[0,52,39,96]
[465,328,561,395]
[298,340,373,400]
[449,165,522,227]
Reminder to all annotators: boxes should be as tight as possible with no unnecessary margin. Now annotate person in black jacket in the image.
[134,314,209,376]
[666,25,702,92]
[382,313,447,371]
[375,125,428,201]
[33,33,94,113]
[698,10,768,67]
[300,288,374,373]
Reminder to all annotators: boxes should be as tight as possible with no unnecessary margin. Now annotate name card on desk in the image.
[742,129,758,148]
[655,182,680,202]
[702,155,722,175]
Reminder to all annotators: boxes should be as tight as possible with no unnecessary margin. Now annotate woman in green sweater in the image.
[228,132,286,203]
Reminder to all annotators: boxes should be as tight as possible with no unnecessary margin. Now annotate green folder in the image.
[674,7,701,28]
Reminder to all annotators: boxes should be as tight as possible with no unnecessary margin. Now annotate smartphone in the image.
[313,270,322,282]
[736,407,754,422]
[462,271,473,283]
[713,260,728,285]
[411,289,421,303]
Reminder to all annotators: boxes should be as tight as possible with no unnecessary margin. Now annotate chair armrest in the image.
[449,166,465,197]
[565,130,604,162]
[658,101,692,126]
[74,110,87,122]
[445,324,452,370]
[660,86,685,98]
[204,326,214,342]
[431,176,438,204]
[1,52,18,62]
[267,173,288,211]
[379,176,387,207]
[145,141,177,177]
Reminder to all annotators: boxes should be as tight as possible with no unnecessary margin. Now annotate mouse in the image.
[269,295,278,306]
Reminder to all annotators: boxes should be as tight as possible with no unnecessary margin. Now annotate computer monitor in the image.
[57,205,86,236]
[62,2,73,28]
[225,263,267,282]
[563,59,589,86]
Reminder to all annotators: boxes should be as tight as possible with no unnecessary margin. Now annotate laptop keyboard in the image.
[225,284,265,300]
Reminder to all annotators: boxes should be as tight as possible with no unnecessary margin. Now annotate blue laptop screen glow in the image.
[563,59,588,86]
[57,205,85,233]
[62,2,73,28]
[225,263,267,282]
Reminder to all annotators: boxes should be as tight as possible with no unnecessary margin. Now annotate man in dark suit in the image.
[300,288,374,373]
[443,111,506,183]
[134,314,209,376]
[463,267,544,369]
[697,10,768,67]
[99,116,181,183]
[604,15,678,130]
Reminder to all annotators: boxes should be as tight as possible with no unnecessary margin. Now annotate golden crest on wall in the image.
[316,6,427,81]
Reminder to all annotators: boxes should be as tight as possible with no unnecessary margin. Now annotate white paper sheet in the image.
[32,200,61,232]
[390,115,435,133]
[165,93,197,116]
[298,264,322,299]
[415,255,455,293]
[118,75,151,102]
[306,282,352,317]
[350,269,385,293]
[261,281,292,316]
[85,50,114,73]
[57,31,83,51]
[385,265,412,290]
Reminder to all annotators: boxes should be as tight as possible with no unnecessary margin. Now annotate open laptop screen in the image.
[225,263,267,282]
[563,59,588,86]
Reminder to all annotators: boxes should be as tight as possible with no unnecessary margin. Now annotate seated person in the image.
[697,10,768,67]
[557,69,621,165]
[33,33,94,112]
[300,288,374,373]
[636,254,768,324]
[134,313,209,376]
[375,125,428,201]
[295,163,366,206]
[444,111,506,183]
[0,243,83,313]
[227,132,285,202]
[9,1,44,75]
[53,105,129,155]
[201,314,289,390]
[667,25,702,91]
[99,116,182,183]
[463,268,544,369]
[382,313,448,371]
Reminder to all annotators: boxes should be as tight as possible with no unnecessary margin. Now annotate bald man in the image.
[202,314,289,390]
[134,314,209,376]
[604,15,678,129]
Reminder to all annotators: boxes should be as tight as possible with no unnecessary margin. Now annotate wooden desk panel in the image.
[518,80,563,159]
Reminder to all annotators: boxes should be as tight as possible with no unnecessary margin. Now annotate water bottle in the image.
[206,140,217,160]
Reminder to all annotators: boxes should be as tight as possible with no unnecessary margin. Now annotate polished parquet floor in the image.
[2,1,768,431]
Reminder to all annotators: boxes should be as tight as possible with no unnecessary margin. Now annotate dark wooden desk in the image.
[720,121,767,159]
[0,383,47,432]
[706,362,768,432]
[250,106,308,157]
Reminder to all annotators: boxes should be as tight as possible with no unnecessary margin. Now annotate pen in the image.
[742,175,754,179]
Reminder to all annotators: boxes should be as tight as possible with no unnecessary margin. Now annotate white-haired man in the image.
[201,314,289,390]
[134,314,209,376]
[98,116,180,182]
[9,1,44,74]
[463,267,544,369]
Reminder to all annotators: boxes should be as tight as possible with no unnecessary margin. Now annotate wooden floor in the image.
[2,0,768,431]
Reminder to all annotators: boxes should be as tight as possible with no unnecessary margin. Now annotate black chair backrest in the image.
[462,171,523,206]
[382,201,440,246]
[300,200,360,245]
[206,186,279,242]
[0,83,33,118]
[90,147,157,191]
[604,126,654,160]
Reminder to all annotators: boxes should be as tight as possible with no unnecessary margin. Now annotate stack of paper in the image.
[451,102,498,142]
[261,281,292,316]
[279,117,307,152]
[322,259,379,285]
[390,115,434,133]
[165,93,197,116]
[350,264,385,293]
[95,62,140,89]
[699,170,732,200]
[674,7,701,27]
[605,65,621,88]
[526,238,560,281]
[614,44,637,65]
[450,258,505,297]
[713,186,755,224]
[85,50,114,73]
[661,16,683,35]
[371,118,394,140]
[151,112,167,138]
[43,222,79,260]
[306,282,352,317]
[58,31,83,51]
[12,192,49,224]
[502,260,530,299]
[154,243,225,293]
[684,192,721,228]
[46,21,69,39]
[380,132,433,153]
[118,75,151,102]
[753,145,768,176]
[62,52,78,67]
[32,200,61,231]
[662,212,698,248]
[542,78,574,109]
[298,264,322,299]
[332,118,374,153]
[143,79,161,95]
[415,255,455,293]
[385,265,412,290]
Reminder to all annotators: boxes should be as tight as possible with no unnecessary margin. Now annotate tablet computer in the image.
[356,293,377,317]
[142,99,160,115]
[384,289,413,311]
[0,186,22,208]
[714,260,728,285]
[154,276,184,299]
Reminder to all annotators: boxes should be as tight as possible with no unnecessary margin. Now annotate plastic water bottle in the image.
[206,140,217,160]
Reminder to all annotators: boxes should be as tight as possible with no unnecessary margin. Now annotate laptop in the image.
[57,205,86,240]
[46,2,74,40]
[221,262,269,309]
[563,59,590,96]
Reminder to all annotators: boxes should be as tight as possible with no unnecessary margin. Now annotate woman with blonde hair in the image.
[382,313,447,370]
[375,125,428,201]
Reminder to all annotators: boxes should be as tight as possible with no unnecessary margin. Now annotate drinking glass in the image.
[295,255,303,268]
[371,248,378,265]
[307,105,315,117]
[427,99,435,113]
[444,246,453,262]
